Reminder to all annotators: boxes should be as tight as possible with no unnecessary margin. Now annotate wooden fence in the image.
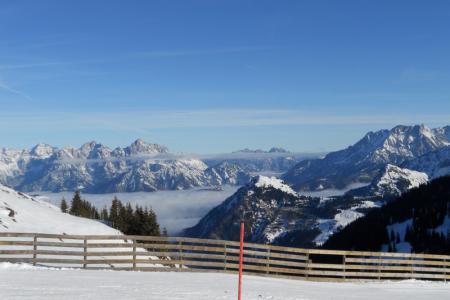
[0,232,449,282]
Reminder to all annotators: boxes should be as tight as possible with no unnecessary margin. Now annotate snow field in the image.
[0,265,449,300]
[0,185,167,268]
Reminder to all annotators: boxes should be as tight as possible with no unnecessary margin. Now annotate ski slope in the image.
[0,184,120,235]
[0,264,449,300]
[0,185,163,268]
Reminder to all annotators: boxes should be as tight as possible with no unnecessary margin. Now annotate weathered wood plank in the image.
[309,263,450,273]
[0,241,34,246]
[345,257,450,266]
[268,252,308,261]
[35,241,86,248]
[0,250,35,255]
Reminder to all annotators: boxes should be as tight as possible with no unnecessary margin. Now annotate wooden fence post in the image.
[132,238,137,271]
[377,255,381,281]
[444,258,447,283]
[83,239,87,269]
[305,252,310,279]
[32,235,37,266]
[266,248,270,274]
[224,244,227,271]
[342,254,346,280]
[178,241,183,270]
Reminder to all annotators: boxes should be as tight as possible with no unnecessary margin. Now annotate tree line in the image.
[60,191,164,237]
[323,176,450,254]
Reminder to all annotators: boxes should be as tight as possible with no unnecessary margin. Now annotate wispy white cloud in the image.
[0,79,32,101]
[0,109,448,133]
[0,46,271,70]
[133,46,272,58]
[0,59,108,70]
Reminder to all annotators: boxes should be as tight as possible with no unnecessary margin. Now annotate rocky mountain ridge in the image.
[184,175,385,247]
[0,139,253,193]
[282,125,450,192]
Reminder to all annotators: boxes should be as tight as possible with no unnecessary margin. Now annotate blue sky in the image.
[1,0,449,153]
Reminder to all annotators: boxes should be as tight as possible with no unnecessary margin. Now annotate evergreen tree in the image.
[68,191,101,219]
[69,191,83,216]
[100,206,109,220]
[66,193,161,237]
[109,197,121,228]
[60,198,68,213]
[324,176,450,254]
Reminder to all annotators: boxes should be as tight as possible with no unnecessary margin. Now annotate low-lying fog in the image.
[35,186,239,235]
[35,182,367,236]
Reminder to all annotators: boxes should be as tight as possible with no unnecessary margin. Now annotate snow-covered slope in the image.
[282,124,449,192]
[0,184,120,235]
[0,185,167,269]
[0,139,250,193]
[203,161,250,186]
[313,200,383,246]
[347,164,428,197]
[375,165,428,194]
[1,268,449,300]
[403,146,450,179]
[324,176,450,254]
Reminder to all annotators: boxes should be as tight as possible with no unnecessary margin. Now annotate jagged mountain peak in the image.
[268,147,289,153]
[70,141,111,160]
[80,140,99,148]
[352,124,443,152]
[346,164,428,197]
[234,147,290,154]
[30,143,55,158]
[283,124,450,192]
[125,139,169,155]
[433,126,450,143]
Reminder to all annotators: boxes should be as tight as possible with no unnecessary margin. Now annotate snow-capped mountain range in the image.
[0,139,255,193]
[282,125,450,193]
[202,148,301,175]
[185,123,450,247]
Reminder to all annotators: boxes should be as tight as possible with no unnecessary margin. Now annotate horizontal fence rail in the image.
[0,232,449,282]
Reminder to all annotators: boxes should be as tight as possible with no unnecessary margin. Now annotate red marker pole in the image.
[238,221,244,300]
